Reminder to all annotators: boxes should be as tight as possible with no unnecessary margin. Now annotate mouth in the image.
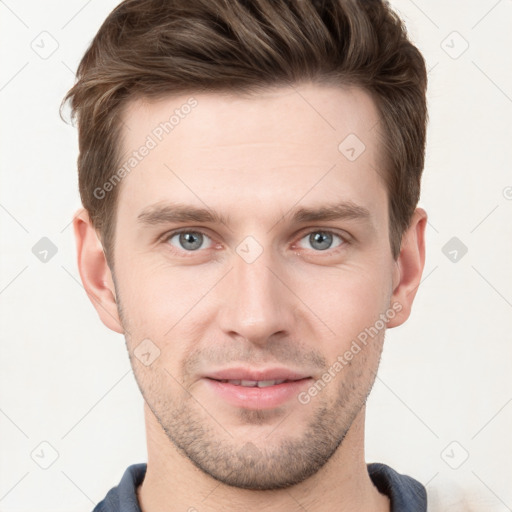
[204,367,312,382]
[207,377,310,388]
[202,369,313,410]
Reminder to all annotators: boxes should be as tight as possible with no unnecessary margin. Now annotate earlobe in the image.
[73,208,124,334]
[387,207,427,329]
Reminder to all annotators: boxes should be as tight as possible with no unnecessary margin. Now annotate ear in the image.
[387,207,427,328]
[73,207,124,334]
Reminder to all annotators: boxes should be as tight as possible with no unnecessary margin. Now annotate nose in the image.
[216,242,295,347]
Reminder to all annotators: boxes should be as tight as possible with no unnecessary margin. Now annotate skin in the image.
[74,82,427,512]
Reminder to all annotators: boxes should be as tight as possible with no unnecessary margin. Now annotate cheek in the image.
[294,264,391,345]
[117,246,393,359]
[117,259,205,330]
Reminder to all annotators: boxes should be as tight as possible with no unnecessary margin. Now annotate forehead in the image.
[114,83,387,226]
[119,83,382,153]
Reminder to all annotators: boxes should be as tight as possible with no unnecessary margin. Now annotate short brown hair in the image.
[61,0,428,267]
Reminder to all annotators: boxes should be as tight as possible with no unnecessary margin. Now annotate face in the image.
[108,83,400,489]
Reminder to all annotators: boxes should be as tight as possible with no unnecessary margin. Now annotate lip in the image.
[202,367,313,410]
[205,367,311,382]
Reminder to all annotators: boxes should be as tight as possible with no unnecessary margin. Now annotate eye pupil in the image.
[310,232,332,251]
[180,232,203,250]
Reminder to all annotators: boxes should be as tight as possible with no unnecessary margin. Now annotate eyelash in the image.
[159,228,351,257]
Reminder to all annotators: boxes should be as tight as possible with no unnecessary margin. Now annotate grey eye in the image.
[298,231,344,252]
[309,232,333,251]
[169,231,209,251]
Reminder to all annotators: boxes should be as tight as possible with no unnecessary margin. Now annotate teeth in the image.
[241,380,258,387]
[220,379,288,387]
[257,379,286,387]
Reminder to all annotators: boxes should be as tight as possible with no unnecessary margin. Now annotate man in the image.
[62,0,429,510]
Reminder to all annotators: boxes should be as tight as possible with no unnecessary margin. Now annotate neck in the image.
[136,403,390,512]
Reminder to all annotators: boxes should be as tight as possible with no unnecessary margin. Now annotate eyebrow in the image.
[137,202,231,226]
[136,200,372,228]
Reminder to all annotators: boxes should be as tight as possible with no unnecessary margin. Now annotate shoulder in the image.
[92,463,147,512]
[367,462,427,511]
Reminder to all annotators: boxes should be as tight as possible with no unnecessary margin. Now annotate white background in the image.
[0,1,511,511]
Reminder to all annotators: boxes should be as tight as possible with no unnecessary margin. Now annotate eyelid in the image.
[159,227,351,255]
[292,227,350,253]
[159,228,216,255]
[295,226,351,242]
